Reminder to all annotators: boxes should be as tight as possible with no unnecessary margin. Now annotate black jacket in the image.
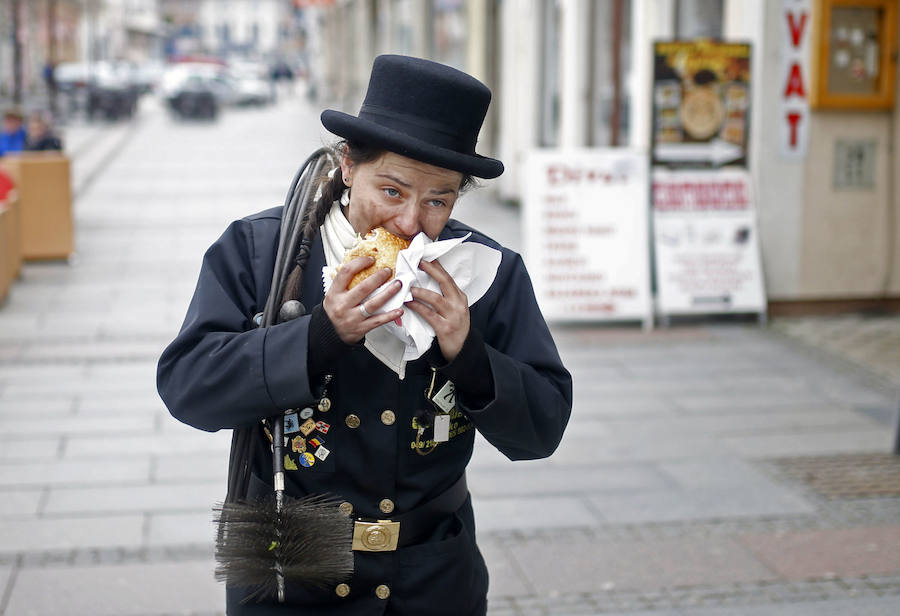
[157,206,572,614]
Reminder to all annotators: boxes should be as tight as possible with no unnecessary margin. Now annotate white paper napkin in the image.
[322,232,502,378]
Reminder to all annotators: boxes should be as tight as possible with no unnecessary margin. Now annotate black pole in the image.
[47,0,58,117]
[893,400,900,455]
[12,0,23,104]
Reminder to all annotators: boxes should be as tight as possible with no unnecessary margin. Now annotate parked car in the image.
[86,63,138,121]
[229,61,275,106]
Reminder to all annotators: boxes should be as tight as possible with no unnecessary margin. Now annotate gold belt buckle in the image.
[352,520,400,552]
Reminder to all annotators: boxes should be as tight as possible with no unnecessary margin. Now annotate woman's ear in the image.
[339,153,353,186]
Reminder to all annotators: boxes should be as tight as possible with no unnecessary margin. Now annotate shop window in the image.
[431,0,467,70]
[675,0,723,39]
[538,0,561,147]
[590,0,632,147]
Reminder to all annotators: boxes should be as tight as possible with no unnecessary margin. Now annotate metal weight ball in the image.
[279,300,306,322]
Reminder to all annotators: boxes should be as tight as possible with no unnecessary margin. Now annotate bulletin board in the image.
[811,0,898,109]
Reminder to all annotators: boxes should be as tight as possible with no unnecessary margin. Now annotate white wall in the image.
[724,0,806,299]
[496,0,541,202]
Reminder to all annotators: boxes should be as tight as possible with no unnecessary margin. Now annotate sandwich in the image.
[340,227,411,289]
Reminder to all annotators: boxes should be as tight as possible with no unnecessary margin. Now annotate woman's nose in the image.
[392,203,420,239]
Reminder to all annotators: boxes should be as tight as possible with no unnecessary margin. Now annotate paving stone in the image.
[0,414,155,436]
[0,397,75,415]
[551,433,731,465]
[0,489,43,516]
[154,453,229,482]
[506,535,776,596]
[44,481,224,515]
[481,538,534,599]
[678,597,900,615]
[0,458,151,488]
[474,496,599,533]
[588,483,815,524]
[740,526,900,579]
[0,514,143,554]
[4,560,224,616]
[147,511,217,547]
[63,430,232,458]
[722,429,894,458]
[76,394,166,414]
[656,457,785,489]
[0,564,12,601]
[671,390,831,414]
[571,395,679,418]
[470,463,669,498]
[0,437,61,461]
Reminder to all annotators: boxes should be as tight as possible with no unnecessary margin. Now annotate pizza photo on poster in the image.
[652,40,752,168]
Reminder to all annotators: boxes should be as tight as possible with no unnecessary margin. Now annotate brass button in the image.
[335,583,350,597]
[379,498,394,514]
[380,409,396,425]
[318,397,332,412]
[375,584,390,600]
[345,414,361,429]
[339,501,353,516]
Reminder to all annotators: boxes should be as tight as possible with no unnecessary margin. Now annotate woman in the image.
[157,55,572,615]
[25,112,63,151]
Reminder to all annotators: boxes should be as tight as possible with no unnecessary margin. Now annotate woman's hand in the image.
[324,256,404,344]
[405,259,469,363]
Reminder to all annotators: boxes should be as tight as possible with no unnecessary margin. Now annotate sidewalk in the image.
[1,93,899,616]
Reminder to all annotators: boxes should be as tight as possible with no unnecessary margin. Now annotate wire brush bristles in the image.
[213,494,354,602]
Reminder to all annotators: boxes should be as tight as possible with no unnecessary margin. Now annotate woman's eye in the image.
[383,187,400,198]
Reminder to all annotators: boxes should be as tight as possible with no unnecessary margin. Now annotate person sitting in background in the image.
[25,112,63,151]
[0,109,27,156]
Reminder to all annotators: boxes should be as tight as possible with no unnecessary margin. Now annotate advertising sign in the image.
[652,169,766,315]
[781,0,811,158]
[524,150,652,325]
[652,40,752,167]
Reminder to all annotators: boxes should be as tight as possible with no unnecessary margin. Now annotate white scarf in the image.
[320,202,410,378]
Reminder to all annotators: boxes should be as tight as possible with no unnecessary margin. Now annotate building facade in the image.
[311,0,900,306]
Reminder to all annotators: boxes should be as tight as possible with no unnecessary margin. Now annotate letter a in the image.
[784,63,806,98]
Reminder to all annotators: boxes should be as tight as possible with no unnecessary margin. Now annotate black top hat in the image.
[321,55,504,179]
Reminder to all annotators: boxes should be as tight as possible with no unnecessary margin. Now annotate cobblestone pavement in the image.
[1,94,900,615]
[771,315,900,387]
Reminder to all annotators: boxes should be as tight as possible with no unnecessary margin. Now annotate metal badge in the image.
[291,436,306,453]
[283,412,300,434]
[299,452,316,468]
[299,407,314,420]
[431,380,456,414]
[308,437,322,448]
[284,454,298,471]
[318,397,332,413]
[299,418,316,436]
[314,445,330,461]
[315,421,331,434]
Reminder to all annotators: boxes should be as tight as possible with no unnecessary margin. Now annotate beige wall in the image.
[799,113,893,297]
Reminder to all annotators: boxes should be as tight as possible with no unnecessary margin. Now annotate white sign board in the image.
[524,149,652,324]
[652,169,766,315]
[780,0,811,159]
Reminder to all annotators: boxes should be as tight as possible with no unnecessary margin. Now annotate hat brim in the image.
[321,110,504,179]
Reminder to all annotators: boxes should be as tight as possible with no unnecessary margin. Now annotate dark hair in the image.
[277,140,476,313]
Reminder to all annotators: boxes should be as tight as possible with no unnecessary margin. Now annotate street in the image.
[1,92,900,616]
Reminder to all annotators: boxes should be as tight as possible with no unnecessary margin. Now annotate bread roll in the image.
[340,227,411,289]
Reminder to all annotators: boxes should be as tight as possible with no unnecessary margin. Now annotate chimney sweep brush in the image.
[213,416,353,602]
[213,148,352,603]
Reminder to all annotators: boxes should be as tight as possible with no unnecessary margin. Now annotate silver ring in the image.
[359,304,371,318]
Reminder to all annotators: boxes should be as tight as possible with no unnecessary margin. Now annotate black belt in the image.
[352,473,468,552]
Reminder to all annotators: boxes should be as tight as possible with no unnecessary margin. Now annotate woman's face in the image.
[340,151,463,241]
